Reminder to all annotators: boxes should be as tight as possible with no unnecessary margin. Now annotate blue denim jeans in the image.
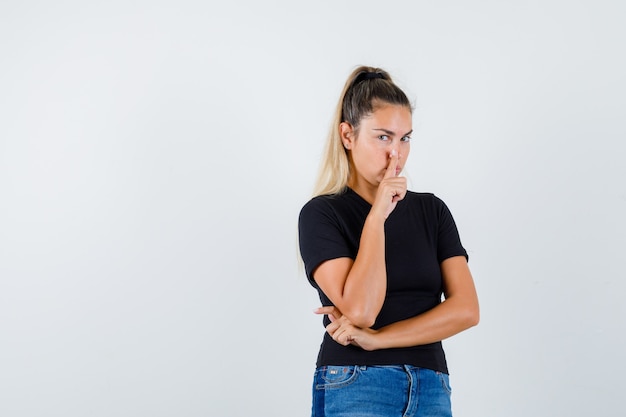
[312,365,452,417]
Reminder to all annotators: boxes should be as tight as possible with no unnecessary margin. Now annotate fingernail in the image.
[391,150,397,157]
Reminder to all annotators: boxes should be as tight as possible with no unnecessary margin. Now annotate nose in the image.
[389,144,401,159]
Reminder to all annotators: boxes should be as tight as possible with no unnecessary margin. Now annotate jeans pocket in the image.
[437,372,453,394]
[315,365,360,390]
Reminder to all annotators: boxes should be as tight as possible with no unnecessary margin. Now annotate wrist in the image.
[364,328,384,351]
[370,329,387,350]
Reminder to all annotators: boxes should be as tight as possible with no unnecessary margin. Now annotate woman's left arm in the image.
[321,255,479,350]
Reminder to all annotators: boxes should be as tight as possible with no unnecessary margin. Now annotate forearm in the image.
[340,213,387,327]
[373,296,479,349]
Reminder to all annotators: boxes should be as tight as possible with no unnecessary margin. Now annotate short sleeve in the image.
[434,196,468,263]
[298,198,354,287]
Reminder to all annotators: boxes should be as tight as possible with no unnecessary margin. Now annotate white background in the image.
[1,1,625,416]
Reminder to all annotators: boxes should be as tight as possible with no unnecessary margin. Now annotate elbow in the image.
[344,307,378,329]
[464,305,480,328]
[354,316,377,329]
[455,294,480,329]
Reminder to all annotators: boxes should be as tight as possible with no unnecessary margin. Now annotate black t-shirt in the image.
[298,188,467,373]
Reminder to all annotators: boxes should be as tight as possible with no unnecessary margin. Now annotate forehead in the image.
[361,104,412,130]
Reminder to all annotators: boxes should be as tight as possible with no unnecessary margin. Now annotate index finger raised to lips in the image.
[384,150,399,179]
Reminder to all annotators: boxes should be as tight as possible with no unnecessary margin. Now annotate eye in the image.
[401,135,411,142]
[378,135,390,141]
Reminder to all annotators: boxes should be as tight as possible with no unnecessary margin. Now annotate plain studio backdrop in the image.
[1,1,624,416]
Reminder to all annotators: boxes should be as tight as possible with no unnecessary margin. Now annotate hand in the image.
[314,306,380,351]
[314,305,343,323]
[372,150,407,219]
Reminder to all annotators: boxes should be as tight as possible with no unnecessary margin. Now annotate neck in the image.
[347,177,377,205]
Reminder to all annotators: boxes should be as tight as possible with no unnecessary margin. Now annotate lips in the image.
[383,167,403,176]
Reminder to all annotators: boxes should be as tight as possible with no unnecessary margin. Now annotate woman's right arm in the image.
[312,153,406,328]
[313,215,385,328]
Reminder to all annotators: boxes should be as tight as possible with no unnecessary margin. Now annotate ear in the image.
[339,122,354,150]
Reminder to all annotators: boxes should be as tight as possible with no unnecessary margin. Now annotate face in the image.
[341,104,412,191]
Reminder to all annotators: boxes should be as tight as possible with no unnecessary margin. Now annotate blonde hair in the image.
[312,65,412,197]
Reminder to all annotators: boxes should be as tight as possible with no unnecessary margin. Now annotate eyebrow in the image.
[372,128,413,136]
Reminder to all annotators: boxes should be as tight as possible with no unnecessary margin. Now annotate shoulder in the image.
[300,193,342,214]
[400,191,455,219]
[299,191,350,223]
[405,190,434,201]
[403,190,446,207]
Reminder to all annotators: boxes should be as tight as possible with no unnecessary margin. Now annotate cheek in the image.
[356,145,387,164]
[401,144,411,160]
[379,150,392,166]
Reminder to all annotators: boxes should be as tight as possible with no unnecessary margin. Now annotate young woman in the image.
[298,66,479,417]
